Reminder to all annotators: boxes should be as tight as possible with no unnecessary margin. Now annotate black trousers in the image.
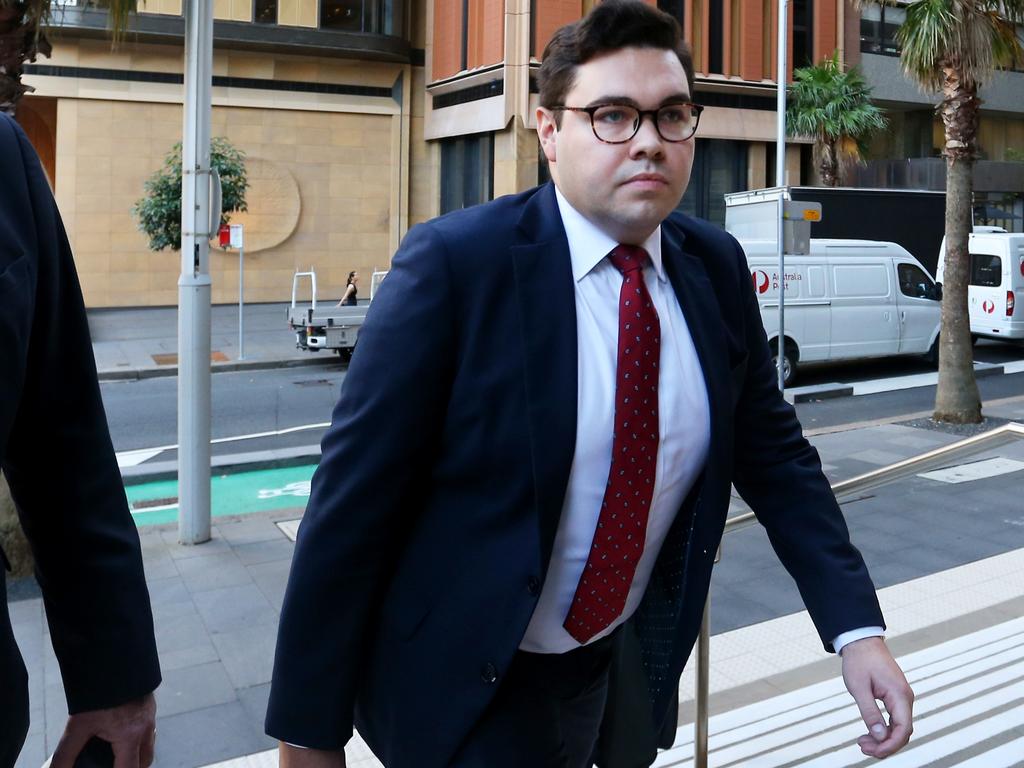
[450,630,619,768]
[0,568,30,768]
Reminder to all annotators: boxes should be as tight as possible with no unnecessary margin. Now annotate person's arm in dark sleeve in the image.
[266,222,457,750]
[0,116,160,713]
[726,235,884,650]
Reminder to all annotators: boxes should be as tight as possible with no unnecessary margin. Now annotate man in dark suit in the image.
[0,113,161,768]
[266,2,914,766]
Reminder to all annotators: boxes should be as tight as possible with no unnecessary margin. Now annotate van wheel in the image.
[770,343,798,387]
[925,336,940,366]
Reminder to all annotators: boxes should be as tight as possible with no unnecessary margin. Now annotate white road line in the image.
[919,457,1024,484]
[950,734,1024,767]
[1003,360,1024,375]
[114,421,330,465]
[852,372,940,396]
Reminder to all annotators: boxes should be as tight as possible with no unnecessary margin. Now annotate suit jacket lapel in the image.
[511,184,578,574]
[660,221,732,502]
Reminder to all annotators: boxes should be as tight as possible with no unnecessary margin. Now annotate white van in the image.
[936,231,1024,341]
[740,239,942,385]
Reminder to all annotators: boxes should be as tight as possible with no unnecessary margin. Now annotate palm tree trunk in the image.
[934,63,982,423]
[819,140,839,187]
[0,2,51,116]
[0,474,33,579]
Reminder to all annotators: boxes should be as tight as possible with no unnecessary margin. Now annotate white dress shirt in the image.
[519,190,712,653]
[519,189,882,656]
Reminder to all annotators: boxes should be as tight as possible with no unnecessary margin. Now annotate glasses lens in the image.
[657,104,697,141]
[591,105,640,142]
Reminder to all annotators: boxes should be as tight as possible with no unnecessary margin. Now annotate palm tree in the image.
[1,0,137,576]
[0,0,136,116]
[882,0,1024,423]
[787,51,888,187]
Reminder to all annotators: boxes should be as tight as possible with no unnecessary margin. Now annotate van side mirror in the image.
[931,282,943,301]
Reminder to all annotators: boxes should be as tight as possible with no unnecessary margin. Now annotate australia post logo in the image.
[982,300,996,314]
[752,270,771,294]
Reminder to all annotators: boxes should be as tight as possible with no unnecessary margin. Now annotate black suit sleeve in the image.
[726,235,885,651]
[265,221,457,748]
[0,114,160,713]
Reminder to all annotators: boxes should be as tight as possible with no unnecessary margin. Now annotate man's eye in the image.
[596,108,630,124]
[659,107,688,124]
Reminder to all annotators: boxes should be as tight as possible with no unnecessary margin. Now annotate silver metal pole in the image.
[695,594,711,768]
[775,0,789,391]
[178,0,214,545]
[238,245,245,360]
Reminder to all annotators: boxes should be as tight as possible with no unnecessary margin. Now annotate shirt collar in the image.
[554,186,666,284]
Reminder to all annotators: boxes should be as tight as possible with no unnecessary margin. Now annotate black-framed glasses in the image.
[551,102,704,144]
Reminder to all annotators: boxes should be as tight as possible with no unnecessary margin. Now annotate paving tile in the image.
[193,583,278,635]
[211,627,278,689]
[155,609,212,655]
[247,559,291,611]
[177,552,254,594]
[236,682,271,728]
[216,518,287,547]
[232,538,296,566]
[162,532,235,560]
[153,700,276,768]
[155,661,238,718]
[160,642,221,673]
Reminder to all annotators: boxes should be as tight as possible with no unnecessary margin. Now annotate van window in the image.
[832,264,890,298]
[970,254,1002,287]
[898,264,934,299]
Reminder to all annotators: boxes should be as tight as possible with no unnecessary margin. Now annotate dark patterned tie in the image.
[564,244,661,644]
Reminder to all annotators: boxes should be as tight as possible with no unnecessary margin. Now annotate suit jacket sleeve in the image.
[265,222,457,749]
[725,234,885,650]
[0,114,161,712]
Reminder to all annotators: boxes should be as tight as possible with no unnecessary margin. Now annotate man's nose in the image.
[629,113,665,158]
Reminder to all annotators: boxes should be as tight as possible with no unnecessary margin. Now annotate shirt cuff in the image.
[833,626,885,655]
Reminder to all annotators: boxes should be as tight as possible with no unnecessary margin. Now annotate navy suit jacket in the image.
[0,114,160,758]
[266,182,884,767]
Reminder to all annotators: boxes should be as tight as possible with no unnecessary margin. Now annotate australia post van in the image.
[739,239,943,385]
[936,231,1024,341]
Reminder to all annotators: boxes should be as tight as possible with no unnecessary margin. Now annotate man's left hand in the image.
[841,637,914,759]
[50,693,157,768]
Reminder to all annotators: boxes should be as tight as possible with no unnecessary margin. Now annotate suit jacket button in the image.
[481,663,498,684]
[527,576,541,595]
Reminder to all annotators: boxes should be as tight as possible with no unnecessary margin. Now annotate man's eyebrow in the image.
[584,94,693,108]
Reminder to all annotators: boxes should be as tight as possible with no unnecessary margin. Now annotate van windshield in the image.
[970,254,1002,287]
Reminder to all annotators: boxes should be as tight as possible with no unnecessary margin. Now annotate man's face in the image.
[537,47,695,245]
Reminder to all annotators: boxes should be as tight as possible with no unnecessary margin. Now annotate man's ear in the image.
[536,107,558,165]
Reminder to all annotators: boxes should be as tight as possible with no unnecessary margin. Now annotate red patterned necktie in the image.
[564,244,661,645]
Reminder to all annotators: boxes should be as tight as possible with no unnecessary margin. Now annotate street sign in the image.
[229,224,243,249]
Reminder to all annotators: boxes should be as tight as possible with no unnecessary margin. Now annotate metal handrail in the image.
[691,421,1024,768]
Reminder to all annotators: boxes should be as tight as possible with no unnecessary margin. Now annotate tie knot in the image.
[608,244,650,275]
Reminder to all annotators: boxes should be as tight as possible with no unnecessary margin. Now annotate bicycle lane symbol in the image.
[257,481,312,500]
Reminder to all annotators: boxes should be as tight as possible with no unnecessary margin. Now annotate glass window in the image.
[861,2,902,55]
[254,0,277,23]
[441,134,494,214]
[970,254,1003,287]
[898,263,934,298]
[321,0,387,33]
[792,0,813,67]
[677,139,748,226]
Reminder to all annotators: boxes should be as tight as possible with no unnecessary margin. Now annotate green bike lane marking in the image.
[124,464,316,527]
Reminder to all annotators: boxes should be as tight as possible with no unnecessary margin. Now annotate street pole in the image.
[178,0,214,545]
[775,0,789,391]
[238,245,245,360]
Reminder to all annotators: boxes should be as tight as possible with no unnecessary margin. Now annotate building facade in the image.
[19,0,848,307]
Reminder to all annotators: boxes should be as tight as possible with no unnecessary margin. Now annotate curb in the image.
[98,353,341,382]
[785,362,1009,404]
[121,445,322,485]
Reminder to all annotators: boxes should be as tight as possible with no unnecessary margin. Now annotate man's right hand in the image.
[278,743,346,768]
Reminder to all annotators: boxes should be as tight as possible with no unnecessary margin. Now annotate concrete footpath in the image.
[88,303,344,380]
[8,378,1024,765]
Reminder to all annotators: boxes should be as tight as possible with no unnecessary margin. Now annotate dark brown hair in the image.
[537,0,694,114]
